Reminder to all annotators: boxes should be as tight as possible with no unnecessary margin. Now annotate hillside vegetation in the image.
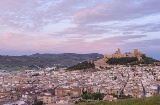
[107,55,159,65]
[76,95,160,105]
[107,57,138,65]
[0,53,103,71]
[67,61,95,70]
[141,56,159,64]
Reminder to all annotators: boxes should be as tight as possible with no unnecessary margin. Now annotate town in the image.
[0,49,160,105]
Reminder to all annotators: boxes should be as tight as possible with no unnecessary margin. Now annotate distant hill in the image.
[0,53,103,71]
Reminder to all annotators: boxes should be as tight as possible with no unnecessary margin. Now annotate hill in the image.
[76,95,160,105]
[67,53,160,70]
[0,53,103,71]
[93,48,159,67]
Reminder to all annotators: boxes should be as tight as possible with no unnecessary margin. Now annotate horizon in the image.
[0,48,159,60]
[0,0,160,60]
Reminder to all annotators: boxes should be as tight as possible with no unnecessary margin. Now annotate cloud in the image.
[1,0,160,33]
[0,0,94,31]
[0,0,68,31]
[0,33,146,53]
[0,32,64,51]
[72,0,160,24]
[122,22,160,33]
[58,35,147,54]
[71,4,107,24]
[49,24,111,37]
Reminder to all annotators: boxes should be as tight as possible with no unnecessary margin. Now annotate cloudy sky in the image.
[0,0,160,59]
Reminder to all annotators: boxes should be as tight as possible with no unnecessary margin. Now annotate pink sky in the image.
[0,0,160,59]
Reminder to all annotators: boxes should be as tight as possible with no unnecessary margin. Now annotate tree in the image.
[82,92,104,100]
[67,61,95,70]
[113,76,117,80]
[82,93,93,100]
[92,93,104,100]
[34,99,43,105]
[107,57,138,65]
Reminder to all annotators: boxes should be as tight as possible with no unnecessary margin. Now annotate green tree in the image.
[67,61,95,70]
[82,93,93,100]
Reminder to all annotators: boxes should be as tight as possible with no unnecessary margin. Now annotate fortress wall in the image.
[103,49,143,61]
[95,49,144,67]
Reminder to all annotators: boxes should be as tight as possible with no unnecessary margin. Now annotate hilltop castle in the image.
[104,48,144,61]
[94,48,145,67]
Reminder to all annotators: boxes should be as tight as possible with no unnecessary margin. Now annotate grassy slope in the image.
[76,95,160,105]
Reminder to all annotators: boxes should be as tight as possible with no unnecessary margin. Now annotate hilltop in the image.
[94,49,160,68]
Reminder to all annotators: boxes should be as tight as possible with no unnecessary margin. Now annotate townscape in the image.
[0,49,160,105]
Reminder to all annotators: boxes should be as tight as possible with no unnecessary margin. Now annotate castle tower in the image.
[134,49,138,55]
[117,48,121,54]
